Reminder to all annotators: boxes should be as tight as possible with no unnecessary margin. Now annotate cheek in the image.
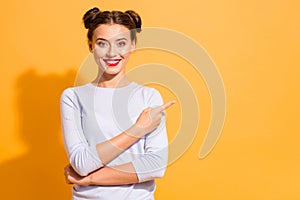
[93,46,108,57]
[121,52,131,60]
[119,45,133,56]
[92,47,107,67]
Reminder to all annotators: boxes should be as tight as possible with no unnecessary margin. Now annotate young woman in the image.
[60,7,175,199]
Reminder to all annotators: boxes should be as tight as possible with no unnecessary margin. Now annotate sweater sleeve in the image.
[60,88,103,176]
[131,89,169,182]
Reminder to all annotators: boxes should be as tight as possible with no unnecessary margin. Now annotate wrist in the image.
[88,173,95,186]
[125,124,145,138]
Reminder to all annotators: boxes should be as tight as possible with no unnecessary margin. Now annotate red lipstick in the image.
[103,59,121,67]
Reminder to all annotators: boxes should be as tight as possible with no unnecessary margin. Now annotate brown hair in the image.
[82,7,142,42]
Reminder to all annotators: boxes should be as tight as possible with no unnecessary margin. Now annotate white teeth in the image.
[103,59,120,65]
[106,61,118,64]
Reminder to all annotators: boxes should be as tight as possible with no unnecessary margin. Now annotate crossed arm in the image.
[60,88,175,186]
[64,161,139,186]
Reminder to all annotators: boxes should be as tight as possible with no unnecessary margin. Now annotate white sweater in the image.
[60,82,168,200]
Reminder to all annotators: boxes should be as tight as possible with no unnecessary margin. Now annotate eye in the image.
[98,41,108,47]
[117,41,127,47]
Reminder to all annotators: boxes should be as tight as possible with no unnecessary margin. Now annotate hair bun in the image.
[83,7,100,29]
[125,10,142,32]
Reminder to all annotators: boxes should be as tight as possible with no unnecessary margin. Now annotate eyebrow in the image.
[96,37,128,42]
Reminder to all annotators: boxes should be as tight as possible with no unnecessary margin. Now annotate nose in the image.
[106,45,117,57]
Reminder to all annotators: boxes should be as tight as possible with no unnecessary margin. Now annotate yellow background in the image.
[1,0,299,199]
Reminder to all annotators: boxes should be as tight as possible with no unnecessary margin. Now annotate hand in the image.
[133,100,176,136]
[64,164,91,186]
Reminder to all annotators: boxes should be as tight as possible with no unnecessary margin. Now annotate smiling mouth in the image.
[103,59,121,67]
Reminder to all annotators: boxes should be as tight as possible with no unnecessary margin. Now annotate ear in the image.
[88,41,93,53]
[130,41,136,52]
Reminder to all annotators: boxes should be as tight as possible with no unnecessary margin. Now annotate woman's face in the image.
[89,24,135,76]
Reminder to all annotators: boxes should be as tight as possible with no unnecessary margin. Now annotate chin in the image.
[103,67,123,76]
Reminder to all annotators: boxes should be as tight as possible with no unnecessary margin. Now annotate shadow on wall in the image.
[0,69,76,200]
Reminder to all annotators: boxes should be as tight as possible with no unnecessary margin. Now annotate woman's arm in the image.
[61,88,103,176]
[61,88,140,176]
[65,115,169,186]
[95,102,174,165]
[65,90,173,186]
[61,88,174,176]
[95,107,155,166]
[65,162,138,186]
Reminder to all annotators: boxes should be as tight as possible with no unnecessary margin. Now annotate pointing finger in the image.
[160,100,176,111]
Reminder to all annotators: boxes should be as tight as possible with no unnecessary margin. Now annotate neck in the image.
[92,71,131,88]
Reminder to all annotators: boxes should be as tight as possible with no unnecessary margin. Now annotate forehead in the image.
[92,24,131,41]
